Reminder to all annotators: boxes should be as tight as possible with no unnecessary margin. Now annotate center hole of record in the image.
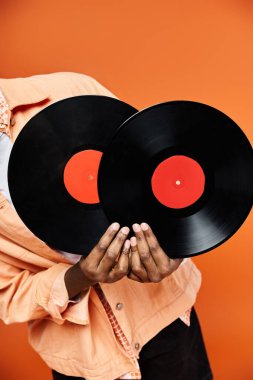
[151,155,205,209]
[63,149,102,204]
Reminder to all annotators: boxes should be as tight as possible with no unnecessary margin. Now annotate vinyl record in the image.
[98,101,253,258]
[8,96,137,254]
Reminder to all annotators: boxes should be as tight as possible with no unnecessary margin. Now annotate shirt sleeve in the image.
[84,74,118,98]
[0,259,91,325]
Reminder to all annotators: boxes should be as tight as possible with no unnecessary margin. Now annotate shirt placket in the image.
[93,283,142,380]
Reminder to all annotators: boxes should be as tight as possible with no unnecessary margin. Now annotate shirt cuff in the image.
[35,263,91,325]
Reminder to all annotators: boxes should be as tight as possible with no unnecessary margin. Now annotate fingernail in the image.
[124,240,130,250]
[122,226,130,235]
[130,236,137,246]
[111,222,120,231]
[141,223,149,231]
[133,223,140,232]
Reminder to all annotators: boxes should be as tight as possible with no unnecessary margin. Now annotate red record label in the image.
[151,155,205,208]
[64,149,102,204]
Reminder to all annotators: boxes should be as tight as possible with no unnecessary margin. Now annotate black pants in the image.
[52,308,213,380]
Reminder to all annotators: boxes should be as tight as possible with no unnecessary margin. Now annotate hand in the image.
[79,222,131,284]
[65,223,130,299]
[128,223,183,283]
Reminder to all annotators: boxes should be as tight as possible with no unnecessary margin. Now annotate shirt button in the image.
[134,343,140,350]
[116,302,123,310]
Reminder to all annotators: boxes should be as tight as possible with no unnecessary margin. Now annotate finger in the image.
[140,223,178,276]
[98,226,130,274]
[130,236,149,282]
[107,239,130,282]
[86,222,120,266]
[132,223,161,282]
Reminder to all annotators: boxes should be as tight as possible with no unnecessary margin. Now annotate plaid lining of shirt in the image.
[0,90,12,137]
[93,283,142,379]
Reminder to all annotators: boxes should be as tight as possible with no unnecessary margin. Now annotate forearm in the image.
[64,263,95,300]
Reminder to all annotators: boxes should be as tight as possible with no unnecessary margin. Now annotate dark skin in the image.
[128,223,183,283]
[64,222,183,300]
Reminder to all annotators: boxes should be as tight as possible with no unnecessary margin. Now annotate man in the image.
[0,72,212,380]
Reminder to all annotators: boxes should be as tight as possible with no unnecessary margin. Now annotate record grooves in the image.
[8,98,253,258]
[98,101,253,258]
[8,96,137,254]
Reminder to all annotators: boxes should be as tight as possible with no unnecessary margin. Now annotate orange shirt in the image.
[0,72,202,380]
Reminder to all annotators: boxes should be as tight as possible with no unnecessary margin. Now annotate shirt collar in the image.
[0,76,49,111]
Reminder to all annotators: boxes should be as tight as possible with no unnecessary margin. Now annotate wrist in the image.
[64,263,94,300]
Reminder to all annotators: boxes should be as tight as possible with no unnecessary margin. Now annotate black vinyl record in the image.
[98,101,253,258]
[8,96,137,254]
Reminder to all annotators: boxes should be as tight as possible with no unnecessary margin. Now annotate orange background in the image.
[1,1,253,379]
